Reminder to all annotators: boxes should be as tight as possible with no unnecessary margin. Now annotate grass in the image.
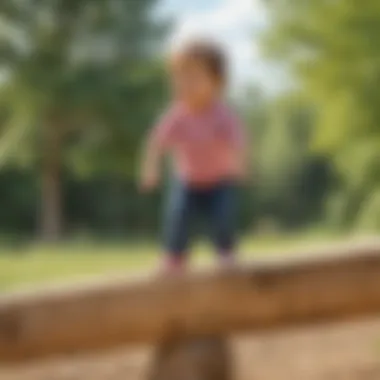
[0,232,340,293]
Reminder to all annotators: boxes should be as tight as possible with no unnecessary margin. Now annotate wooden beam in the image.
[1,241,380,362]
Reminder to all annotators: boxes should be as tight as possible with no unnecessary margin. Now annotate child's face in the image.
[170,56,222,109]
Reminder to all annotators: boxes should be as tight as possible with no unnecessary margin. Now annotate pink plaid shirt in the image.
[150,102,245,187]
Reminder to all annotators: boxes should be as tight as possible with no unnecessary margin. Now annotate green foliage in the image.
[264,0,380,230]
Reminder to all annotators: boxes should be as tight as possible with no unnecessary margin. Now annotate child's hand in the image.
[140,168,159,192]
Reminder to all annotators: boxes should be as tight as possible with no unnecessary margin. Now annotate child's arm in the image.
[139,109,177,192]
[139,136,162,192]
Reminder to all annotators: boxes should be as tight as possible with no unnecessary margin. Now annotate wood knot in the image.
[251,270,278,292]
[0,311,22,343]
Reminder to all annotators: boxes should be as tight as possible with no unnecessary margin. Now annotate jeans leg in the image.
[163,181,193,257]
[209,183,237,255]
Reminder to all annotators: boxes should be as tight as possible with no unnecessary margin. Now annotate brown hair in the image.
[173,40,227,83]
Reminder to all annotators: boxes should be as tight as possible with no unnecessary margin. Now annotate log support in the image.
[148,332,232,380]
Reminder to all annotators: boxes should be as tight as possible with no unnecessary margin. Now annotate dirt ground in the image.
[1,318,380,380]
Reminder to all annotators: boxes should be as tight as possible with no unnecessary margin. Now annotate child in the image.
[140,40,247,273]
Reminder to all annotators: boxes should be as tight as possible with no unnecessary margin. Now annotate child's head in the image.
[169,40,227,109]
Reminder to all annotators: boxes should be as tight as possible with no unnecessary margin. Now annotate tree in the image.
[0,0,166,240]
[255,93,330,228]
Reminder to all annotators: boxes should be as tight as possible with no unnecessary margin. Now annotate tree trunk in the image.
[40,121,63,242]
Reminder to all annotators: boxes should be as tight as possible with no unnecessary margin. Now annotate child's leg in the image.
[209,182,238,266]
[162,181,193,272]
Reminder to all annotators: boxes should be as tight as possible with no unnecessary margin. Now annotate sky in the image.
[158,0,280,93]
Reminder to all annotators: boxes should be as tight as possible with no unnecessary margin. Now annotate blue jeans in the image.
[163,180,237,257]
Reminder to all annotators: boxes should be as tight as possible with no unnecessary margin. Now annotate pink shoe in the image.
[160,255,187,275]
[218,253,237,270]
